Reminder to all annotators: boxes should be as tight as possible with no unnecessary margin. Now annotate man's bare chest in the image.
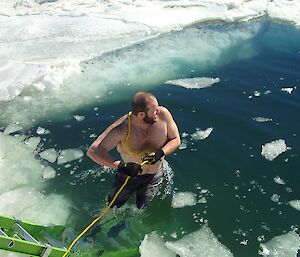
[127,123,167,152]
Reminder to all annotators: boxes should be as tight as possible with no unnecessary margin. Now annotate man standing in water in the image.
[87,92,180,208]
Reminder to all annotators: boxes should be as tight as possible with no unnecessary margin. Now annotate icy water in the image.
[1,20,300,257]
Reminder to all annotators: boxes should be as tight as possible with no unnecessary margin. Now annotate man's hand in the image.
[142,150,165,164]
[117,161,142,177]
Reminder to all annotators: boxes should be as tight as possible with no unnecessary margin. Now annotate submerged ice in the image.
[140,226,234,257]
[165,226,234,257]
[0,19,261,128]
[0,132,70,225]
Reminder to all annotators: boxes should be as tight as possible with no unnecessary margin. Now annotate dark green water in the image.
[21,20,300,256]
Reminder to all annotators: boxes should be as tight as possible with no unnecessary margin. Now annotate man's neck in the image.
[131,115,152,130]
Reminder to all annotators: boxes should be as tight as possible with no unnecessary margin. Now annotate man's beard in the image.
[143,113,156,124]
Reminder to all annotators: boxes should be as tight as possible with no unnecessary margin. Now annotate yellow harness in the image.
[125,111,146,159]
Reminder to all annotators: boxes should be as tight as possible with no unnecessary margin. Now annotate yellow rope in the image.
[62,160,148,257]
[125,112,145,158]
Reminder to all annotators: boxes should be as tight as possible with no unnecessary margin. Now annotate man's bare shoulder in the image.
[110,114,128,135]
[158,106,173,121]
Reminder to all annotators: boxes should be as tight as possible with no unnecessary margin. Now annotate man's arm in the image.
[161,107,181,156]
[87,115,127,169]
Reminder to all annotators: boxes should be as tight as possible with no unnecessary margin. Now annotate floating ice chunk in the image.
[261,139,289,161]
[271,194,280,203]
[198,197,207,204]
[165,77,220,89]
[254,91,261,97]
[178,139,187,150]
[3,124,22,135]
[274,176,286,185]
[240,240,248,245]
[36,126,50,135]
[74,115,85,122]
[57,148,84,164]
[182,132,189,138]
[0,134,42,194]
[288,200,300,211]
[281,87,294,94]
[165,225,234,257]
[253,117,273,123]
[259,244,270,256]
[25,136,41,151]
[172,192,197,208]
[191,128,213,141]
[0,133,70,225]
[39,148,58,163]
[140,232,177,257]
[0,187,71,225]
[43,166,56,179]
[259,231,300,257]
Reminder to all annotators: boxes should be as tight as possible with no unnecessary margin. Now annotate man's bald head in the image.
[131,92,156,116]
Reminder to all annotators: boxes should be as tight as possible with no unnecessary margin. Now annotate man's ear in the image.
[137,112,145,119]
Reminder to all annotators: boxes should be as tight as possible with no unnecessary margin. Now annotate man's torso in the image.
[117,111,168,175]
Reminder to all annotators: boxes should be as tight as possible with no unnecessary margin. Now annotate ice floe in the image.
[261,139,290,161]
[165,225,234,257]
[172,192,197,208]
[253,117,273,123]
[140,232,177,257]
[191,128,213,141]
[259,231,300,257]
[281,87,294,94]
[165,77,220,89]
[39,148,59,163]
[0,132,70,225]
[288,200,300,211]
[57,148,84,164]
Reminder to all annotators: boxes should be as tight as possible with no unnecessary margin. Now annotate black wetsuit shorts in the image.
[108,170,163,209]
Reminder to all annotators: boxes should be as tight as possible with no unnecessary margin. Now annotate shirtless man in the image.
[87,92,181,208]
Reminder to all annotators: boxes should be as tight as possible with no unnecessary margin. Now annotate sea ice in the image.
[165,225,234,257]
[259,231,300,257]
[253,117,273,122]
[288,200,300,211]
[39,148,58,163]
[57,148,84,164]
[172,192,197,208]
[140,232,177,257]
[165,77,220,89]
[191,128,213,140]
[0,133,70,225]
[42,166,56,179]
[3,124,23,135]
[261,139,289,161]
